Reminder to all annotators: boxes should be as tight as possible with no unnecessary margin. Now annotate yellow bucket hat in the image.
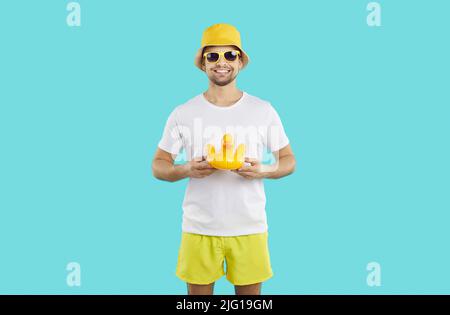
[194,23,250,71]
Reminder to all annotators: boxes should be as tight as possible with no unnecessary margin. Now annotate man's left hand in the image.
[231,158,268,179]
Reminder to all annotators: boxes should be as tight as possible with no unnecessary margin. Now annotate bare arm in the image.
[152,148,216,182]
[265,144,296,179]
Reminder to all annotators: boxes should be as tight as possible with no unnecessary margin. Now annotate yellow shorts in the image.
[176,232,273,286]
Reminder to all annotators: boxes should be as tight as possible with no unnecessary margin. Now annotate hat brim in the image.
[194,46,250,71]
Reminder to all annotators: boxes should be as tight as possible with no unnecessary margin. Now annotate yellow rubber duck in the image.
[206,134,245,170]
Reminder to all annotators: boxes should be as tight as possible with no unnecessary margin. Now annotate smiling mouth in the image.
[213,69,231,74]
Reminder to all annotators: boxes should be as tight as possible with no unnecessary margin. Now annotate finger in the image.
[195,161,214,170]
[244,157,259,165]
[232,169,247,176]
[237,171,255,178]
[193,156,204,162]
[237,165,255,172]
[197,169,215,175]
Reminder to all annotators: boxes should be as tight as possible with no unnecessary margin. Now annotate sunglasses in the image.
[203,50,241,63]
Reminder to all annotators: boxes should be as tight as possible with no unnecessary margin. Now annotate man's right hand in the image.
[184,158,217,179]
[152,148,217,182]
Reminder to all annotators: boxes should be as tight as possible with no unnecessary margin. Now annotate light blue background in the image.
[0,0,449,294]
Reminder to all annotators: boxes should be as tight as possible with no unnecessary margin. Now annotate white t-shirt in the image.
[158,91,289,236]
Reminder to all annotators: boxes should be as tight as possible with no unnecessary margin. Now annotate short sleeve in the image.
[157,108,183,155]
[266,105,290,153]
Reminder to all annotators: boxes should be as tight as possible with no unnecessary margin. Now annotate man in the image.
[152,23,296,295]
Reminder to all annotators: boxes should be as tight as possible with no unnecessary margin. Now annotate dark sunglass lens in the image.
[206,52,219,62]
[224,51,238,61]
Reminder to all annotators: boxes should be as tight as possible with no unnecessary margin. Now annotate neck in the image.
[204,81,243,107]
